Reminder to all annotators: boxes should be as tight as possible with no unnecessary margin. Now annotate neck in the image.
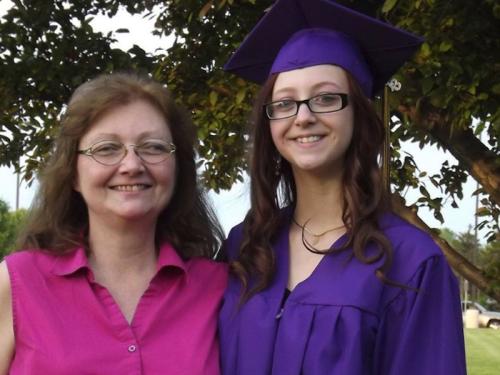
[86,216,158,278]
[294,167,343,220]
[292,168,345,229]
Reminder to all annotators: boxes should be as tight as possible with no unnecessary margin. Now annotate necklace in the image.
[292,217,345,237]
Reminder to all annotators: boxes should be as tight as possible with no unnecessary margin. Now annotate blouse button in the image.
[128,344,137,353]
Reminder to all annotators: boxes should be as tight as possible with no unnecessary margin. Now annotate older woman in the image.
[219,0,466,374]
[0,72,227,374]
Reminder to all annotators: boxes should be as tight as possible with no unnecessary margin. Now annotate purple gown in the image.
[219,212,466,374]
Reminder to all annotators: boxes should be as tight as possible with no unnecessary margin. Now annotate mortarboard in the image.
[224,0,424,97]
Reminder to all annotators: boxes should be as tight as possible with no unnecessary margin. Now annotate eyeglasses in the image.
[264,93,349,120]
[77,139,176,166]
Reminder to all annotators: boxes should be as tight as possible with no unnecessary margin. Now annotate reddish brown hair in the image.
[232,71,393,299]
[17,72,223,258]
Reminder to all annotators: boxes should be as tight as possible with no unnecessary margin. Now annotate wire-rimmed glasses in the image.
[77,139,176,166]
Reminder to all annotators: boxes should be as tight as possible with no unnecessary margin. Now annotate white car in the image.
[462,301,500,329]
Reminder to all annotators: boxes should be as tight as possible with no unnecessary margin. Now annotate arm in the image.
[0,261,15,374]
[374,255,466,375]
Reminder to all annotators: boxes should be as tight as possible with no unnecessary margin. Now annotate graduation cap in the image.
[224,0,424,97]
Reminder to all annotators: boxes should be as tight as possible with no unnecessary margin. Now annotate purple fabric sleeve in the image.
[374,255,466,374]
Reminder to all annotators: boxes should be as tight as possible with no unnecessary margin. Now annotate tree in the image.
[0,0,498,299]
[479,240,500,299]
[0,199,27,259]
[440,226,500,302]
[0,0,155,180]
[441,227,482,300]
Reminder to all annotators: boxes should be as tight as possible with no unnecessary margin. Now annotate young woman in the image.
[218,0,466,374]
[0,72,227,374]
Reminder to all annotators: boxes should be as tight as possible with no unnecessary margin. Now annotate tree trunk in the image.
[391,194,500,303]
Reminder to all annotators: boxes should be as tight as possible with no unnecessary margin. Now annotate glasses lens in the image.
[91,141,125,165]
[266,100,297,119]
[309,94,345,113]
[135,140,175,164]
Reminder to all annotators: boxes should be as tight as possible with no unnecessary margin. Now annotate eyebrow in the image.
[273,81,344,98]
[85,132,168,143]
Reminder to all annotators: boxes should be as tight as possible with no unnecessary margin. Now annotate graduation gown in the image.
[218,212,466,374]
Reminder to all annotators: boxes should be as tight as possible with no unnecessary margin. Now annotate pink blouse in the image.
[6,243,227,375]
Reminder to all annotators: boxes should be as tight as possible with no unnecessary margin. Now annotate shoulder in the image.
[224,221,246,261]
[0,261,15,373]
[0,261,11,302]
[381,213,441,256]
[0,261,12,318]
[5,249,55,275]
[380,213,443,280]
[223,207,291,261]
[186,257,228,288]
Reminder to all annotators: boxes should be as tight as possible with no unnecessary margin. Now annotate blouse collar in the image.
[51,242,187,276]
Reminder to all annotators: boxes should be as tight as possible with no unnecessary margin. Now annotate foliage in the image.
[0,0,500,206]
[0,1,498,231]
[439,227,458,247]
[151,0,500,227]
[151,0,268,190]
[0,0,155,180]
[383,0,500,241]
[0,199,27,259]
[455,230,481,263]
[480,240,500,297]
[440,226,500,299]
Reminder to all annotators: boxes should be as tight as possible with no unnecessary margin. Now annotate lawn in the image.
[464,328,500,375]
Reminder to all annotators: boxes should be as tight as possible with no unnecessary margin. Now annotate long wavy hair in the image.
[16,72,224,258]
[232,71,393,299]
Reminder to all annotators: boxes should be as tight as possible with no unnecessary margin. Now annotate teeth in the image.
[296,135,321,144]
[113,184,148,191]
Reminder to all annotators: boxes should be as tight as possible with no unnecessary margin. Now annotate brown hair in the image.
[17,72,224,258]
[232,71,393,299]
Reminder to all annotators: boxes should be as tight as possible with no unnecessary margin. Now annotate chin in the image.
[293,160,326,171]
[113,207,160,222]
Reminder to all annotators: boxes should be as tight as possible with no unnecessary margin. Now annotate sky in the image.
[0,1,488,240]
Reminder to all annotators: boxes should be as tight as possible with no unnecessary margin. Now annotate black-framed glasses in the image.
[264,93,349,120]
[77,139,176,166]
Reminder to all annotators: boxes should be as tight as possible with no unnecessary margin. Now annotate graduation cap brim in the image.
[224,0,423,97]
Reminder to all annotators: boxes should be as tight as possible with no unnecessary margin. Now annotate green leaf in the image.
[439,41,452,52]
[382,0,399,13]
[419,186,430,198]
[235,89,245,104]
[209,91,218,106]
[419,42,431,59]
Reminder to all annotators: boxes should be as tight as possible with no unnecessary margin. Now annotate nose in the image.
[118,145,145,174]
[294,102,315,127]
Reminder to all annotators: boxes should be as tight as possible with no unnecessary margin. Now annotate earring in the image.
[275,155,282,176]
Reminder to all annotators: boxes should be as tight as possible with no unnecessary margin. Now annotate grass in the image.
[464,328,500,375]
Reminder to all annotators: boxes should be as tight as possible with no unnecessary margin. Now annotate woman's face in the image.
[74,100,177,226]
[269,64,354,177]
